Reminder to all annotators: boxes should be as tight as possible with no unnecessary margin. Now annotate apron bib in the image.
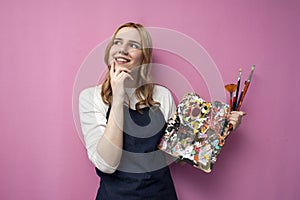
[95,106,177,200]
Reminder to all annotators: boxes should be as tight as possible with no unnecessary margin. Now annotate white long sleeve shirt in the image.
[79,85,176,173]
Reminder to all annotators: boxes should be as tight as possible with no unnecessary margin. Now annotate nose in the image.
[119,49,128,55]
[119,44,129,55]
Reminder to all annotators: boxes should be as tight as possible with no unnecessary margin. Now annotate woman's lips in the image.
[115,56,130,64]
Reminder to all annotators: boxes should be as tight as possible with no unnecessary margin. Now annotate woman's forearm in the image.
[96,100,124,168]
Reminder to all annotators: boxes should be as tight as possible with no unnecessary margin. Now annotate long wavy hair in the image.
[101,22,160,111]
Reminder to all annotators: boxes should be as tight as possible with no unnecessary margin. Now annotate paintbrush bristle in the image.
[225,84,237,92]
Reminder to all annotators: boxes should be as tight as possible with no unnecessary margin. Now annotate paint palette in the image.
[158,93,231,173]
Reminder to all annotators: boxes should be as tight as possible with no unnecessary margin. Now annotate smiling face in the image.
[108,27,143,70]
[101,23,156,106]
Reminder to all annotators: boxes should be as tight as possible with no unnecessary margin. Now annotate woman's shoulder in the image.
[79,85,106,105]
[80,85,101,98]
[153,84,176,120]
[153,84,172,95]
[153,84,173,101]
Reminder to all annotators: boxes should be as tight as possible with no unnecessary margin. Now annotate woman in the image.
[79,22,245,200]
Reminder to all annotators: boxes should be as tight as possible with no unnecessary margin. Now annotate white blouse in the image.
[79,85,176,173]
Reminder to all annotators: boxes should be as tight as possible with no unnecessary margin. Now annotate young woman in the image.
[79,22,245,199]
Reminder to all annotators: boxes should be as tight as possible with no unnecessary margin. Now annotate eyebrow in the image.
[114,38,141,46]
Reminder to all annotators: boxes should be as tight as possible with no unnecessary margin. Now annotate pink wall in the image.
[1,0,299,199]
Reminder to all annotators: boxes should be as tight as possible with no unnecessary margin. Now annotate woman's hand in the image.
[109,61,133,102]
[229,111,246,131]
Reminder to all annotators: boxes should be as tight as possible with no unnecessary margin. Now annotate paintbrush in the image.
[225,84,237,111]
[236,65,255,111]
[233,68,242,111]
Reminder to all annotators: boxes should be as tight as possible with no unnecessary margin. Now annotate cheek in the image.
[108,47,117,61]
[132,52,143,63]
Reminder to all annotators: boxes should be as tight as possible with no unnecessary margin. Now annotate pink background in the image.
[1,0,299,199]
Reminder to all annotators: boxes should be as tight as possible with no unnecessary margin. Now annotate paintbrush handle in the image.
[237,81,250,110]
[232,95,237,111]
[234,82,241,110]
[236,90,244,111]
[228,92,233,111]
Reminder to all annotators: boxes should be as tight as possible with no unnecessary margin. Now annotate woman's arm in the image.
[95,61,133,172]
[79,62,133,173]
[79,87,118,173]
[95,97,124,171]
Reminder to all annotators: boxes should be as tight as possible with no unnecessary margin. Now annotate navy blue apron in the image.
[95,105,178,200]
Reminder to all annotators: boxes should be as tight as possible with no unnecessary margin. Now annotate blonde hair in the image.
[101,22,160,111]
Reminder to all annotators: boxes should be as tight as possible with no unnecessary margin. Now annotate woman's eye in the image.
[130,43,141,49]
[113,40,122,45]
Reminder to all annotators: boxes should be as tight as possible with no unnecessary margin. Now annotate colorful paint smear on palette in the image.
[158,93,230,173]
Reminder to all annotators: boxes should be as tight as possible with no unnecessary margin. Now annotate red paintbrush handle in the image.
[237,81,250,110]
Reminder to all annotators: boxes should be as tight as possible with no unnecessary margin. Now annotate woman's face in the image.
[109,27,143,70]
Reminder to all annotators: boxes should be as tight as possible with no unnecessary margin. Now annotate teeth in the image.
[115,57,129,62]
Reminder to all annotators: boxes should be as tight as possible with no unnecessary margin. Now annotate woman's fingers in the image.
[109,60,115,78]
[109,61,133,100]
[231,111,246,117]
[229,111,246,131]
[123,71,134,81]
[109,60,132,80]
[114,67,131,78]
[117,70,134,82]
